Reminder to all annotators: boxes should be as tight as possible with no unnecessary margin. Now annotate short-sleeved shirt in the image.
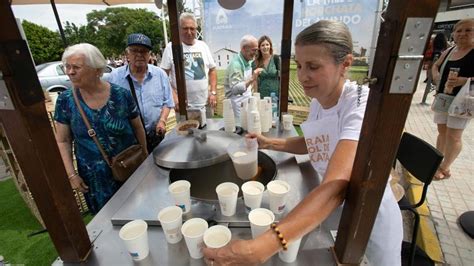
[161,40,216,108]
[54,84,140,213]
[107,64,175,133]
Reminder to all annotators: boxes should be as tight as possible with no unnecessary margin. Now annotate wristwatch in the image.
[210,91,217,96]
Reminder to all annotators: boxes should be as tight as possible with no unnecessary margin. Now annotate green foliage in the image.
[63,21,95,46]
[85,7,165,57]
[21,20,63,65]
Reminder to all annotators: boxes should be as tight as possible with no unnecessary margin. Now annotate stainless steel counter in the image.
[54,119,340,265]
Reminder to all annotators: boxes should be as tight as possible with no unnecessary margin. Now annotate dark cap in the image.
[127,33,152,50]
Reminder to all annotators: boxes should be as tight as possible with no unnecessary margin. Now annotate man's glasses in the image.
[129,48,151,55]
[181,27,197,32]
[64,64,85,72]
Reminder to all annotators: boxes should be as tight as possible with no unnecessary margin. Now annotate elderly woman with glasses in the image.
[54,43,147,214]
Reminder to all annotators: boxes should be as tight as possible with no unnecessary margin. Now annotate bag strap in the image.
[438,46,455,86]
[126,75,148,134]
[72,88,113,166]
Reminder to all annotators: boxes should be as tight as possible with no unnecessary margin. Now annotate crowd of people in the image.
[51,8,472,264]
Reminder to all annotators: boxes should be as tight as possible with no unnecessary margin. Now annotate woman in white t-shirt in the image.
[202,20,403,265]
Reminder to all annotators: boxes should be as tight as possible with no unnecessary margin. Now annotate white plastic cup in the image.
[278,237,302,263]
[203,225,232,248]
[267,180,291,214]
[241,181,265,211]
[263,97,272,129]
[282,114,294,131]
[181,218,209,259]
[168,180,192,214]
[223,99,236,132]
[247,110,262,135]
[158,206,183,244]
[227,138,258,180]
[248,208,275,239]
[216,182,240,216]
[260,99,269,133]
[240,101,248,130]
[119,219,149,261]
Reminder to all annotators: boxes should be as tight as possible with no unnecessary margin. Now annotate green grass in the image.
[0,178,93,265]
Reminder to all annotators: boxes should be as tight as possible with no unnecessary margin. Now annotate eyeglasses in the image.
[129,48,151,55]
[181,27,197,32]
[64,64,85,72]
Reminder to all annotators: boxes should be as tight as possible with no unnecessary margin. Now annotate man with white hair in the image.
[224,35,262,118]
[161,12,217,121]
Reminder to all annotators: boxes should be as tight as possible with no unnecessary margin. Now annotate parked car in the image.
[36,61,114,94]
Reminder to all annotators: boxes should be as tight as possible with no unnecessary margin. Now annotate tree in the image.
[86,7,165,57]
[21,20,63,65]
[63,21,95,46]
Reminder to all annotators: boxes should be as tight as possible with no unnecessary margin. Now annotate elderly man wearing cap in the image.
[160,12,217,120]
[108,33,174,152]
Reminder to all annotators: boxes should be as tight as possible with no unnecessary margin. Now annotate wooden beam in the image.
[334,0,440,263]
[168,0,188,119]
[279,0,294,117]
[0,2,91,262]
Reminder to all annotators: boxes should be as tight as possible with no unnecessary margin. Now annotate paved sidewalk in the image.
[405,71,474,265]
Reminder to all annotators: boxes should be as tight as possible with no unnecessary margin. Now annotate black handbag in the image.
[72,88,147,183]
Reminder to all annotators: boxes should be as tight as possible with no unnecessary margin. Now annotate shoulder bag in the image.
[431,47,455,113]
[72,88,147,183]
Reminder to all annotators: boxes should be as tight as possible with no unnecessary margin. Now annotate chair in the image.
[395,132,443,266]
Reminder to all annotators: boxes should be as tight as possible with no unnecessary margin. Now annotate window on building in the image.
[218,55,221,60]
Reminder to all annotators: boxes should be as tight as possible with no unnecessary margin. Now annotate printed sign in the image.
[203,0,380,68]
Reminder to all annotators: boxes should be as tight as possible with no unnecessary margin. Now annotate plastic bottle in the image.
[270,92,279,119]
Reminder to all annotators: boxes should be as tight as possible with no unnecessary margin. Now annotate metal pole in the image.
[50,0,67,48]
[162,5,168,44]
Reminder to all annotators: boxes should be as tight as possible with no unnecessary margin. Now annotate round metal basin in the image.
[169,151,277,202]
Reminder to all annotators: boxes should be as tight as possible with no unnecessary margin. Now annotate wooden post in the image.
[279,0,294,117]
[168,0,188,119]
[334,0,440,263]
[0,2,91,262]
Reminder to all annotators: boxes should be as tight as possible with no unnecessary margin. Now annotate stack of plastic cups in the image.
[248,96,258,113]
[253,92,261,111]
[223,99,235,132]
[240,100,248,131]
[263,97,272,129]
[248,110,262,135]
[247,96,258,133]
[259,99,269,133]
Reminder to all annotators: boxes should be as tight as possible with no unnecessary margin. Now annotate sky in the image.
[11,4,164,31]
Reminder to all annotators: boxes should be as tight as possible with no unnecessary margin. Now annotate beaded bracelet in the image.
[68,172,78,179]
[270,223,288,251]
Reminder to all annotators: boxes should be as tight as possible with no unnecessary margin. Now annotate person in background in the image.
[431,18,474,180]
[108,33,174,153]
[432,32,448,62]
[54,43,147,214]
[224,34,262,118]
[252,35,280,98]
[203,20,403,265]
[161,12,217,117]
